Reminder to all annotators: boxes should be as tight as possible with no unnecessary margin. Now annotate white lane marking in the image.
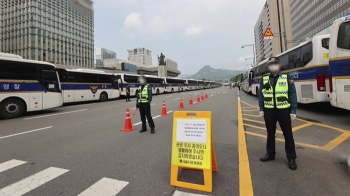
[0,167,69,196]
[64,103,95,108]
[151,103,155,105]
[132,114,162,126]
[238,97,241,100]
[167,110,174,114]
[173,98,180,100]
[0,160,26,173]
[193,102,197,104]
[78,177,129,196]
[210,95,214,97]
[133,122,142,126]
[24,109,87,120]
[131,107,136,110]
[0,126,53,140]
[165,95,173,97]
[173,190,210,196]
[153,114,162,119]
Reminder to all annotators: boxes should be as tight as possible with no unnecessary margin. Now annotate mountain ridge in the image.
[185,65,244,80]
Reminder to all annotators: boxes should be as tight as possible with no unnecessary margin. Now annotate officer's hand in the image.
[290,114,296,121]
[259,111,264,117]
[136,104,139,108]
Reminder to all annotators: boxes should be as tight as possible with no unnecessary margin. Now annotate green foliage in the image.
[231,74,243,82]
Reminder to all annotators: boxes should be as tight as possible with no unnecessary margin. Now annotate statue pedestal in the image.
[158,65,167,77]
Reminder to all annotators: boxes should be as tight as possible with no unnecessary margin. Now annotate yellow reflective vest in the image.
[138,84,149,103]
[262,73,290,109]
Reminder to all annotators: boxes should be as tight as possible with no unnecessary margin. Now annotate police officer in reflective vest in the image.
[258,57,298,170]
[136,76,155,134]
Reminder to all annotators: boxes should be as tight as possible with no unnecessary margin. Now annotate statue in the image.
[157,53,166,66]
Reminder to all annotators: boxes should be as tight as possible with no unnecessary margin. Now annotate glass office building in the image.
[290,0,350,42]
[0,0,94,68]
[121,62,137,73]
[96,48,116,67]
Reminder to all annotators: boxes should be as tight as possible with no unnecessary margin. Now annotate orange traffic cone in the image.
[189,95,194,105]
[201,93,205,101]
[161,101,168,116]
[205,92,209,99]
[121,109,136,132]
[179,97,184,109]
[197,93,201,102]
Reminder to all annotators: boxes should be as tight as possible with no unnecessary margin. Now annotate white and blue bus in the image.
[0,53,62,119]
[197,80,205,90]
[114,73,140,97]
[186,79,198,90]
[329,15,350,110]
[144,75,165,95]
[251,34,330,104]
[56,69,120,103]
[241,68,253,94]
[163,78,187,93]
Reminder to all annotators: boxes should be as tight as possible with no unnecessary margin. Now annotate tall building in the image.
[127,48,152,66]
[95,48,116,67]
[0,0,94,68]
[254,0,293,62]
[290,0,350,42]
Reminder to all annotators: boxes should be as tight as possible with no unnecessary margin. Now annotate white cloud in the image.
[185,26,203,37]
[122,13,144,38]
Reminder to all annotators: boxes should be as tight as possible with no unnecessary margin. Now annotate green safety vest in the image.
[262,73,290,109]
[138,84,149,103]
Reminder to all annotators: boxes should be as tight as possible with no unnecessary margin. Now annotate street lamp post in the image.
[241,44,256,67]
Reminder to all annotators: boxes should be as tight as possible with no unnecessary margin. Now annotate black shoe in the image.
[140,129,147,133]
[260,154,275,162]
[151,129,155,134]
[288,159,297,170]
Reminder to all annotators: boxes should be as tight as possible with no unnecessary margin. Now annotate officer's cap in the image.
[267,57,281,66]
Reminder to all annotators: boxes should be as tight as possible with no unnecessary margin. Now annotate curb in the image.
[347,155,350,175]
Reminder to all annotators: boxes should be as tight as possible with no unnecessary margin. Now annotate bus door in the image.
[41,70,61,109]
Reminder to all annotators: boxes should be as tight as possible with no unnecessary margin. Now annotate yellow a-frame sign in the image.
[170,111,217,193]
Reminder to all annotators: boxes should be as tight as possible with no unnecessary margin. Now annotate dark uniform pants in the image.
[126,93,130,101]
[139,103,155,130]
[263,108,297,159]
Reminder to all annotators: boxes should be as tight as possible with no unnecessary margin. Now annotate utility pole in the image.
[276,0,283,53]
[280,0,288,51]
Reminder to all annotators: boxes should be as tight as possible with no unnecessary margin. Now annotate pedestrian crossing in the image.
[0,159,209,196]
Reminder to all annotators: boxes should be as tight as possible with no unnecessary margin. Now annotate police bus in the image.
[241,68,253,94]
[186,79,198,90]
[329,15,350,110]
[114,73,140,96]
[144,75,165,95]
[251,34,330,104]
[0,53,62,119]
[197,80,205,89]
[56,69,120,103]
[163,78,187,93]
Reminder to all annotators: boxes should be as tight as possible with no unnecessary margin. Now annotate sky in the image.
[94,0,266,74]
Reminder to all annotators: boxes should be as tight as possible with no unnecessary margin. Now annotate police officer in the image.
[125,84,131,102]
[136,76,155,134]
[258,57,298,170]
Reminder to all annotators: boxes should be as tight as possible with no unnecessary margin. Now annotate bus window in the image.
[301,43,313,66]
[42,70,60,92]
[0,60,38,80]
[322,38,329,49]
[337,22,350,50]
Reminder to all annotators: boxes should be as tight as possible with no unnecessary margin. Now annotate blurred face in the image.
[139,77,146,84]
[268,63,282,72]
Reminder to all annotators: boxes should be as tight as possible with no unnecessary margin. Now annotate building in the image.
[102,58,137,73]
[164,58,178,70]
[290,0,350,43]
[0,0,94,68]
[96,48,116,67]
[127,48,152,67]
[254,0,293,62]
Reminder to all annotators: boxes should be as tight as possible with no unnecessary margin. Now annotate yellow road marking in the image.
[240,100,259,108]
[242,109,259,112]
[292,122,313,132]
[245,131,323,150]
[243,114,261,118]
[244,123,283,134]
[238,98,254,196]
[243,118,265,124]
[322,132,350,151]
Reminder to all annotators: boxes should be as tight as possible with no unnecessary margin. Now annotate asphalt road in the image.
[0,87,349,196]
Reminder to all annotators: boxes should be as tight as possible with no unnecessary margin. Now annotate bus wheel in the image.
[171,88,174,93]
[0,98,25,119]
[156,89,159,95]
[99,92,108,102]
